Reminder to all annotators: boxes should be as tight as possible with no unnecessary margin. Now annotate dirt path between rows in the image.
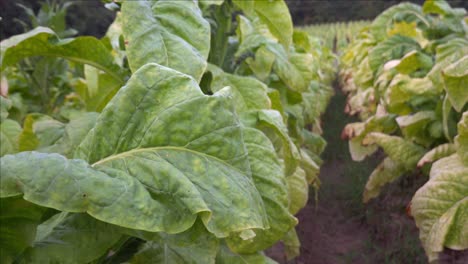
[292,161,370,264]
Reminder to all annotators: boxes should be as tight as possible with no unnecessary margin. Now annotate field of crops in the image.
[0,0,466,263]
[340,1,467,261]
[301,20,370,52]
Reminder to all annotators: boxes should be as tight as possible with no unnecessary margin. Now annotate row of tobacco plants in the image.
[0,0,335,263]
[340,0,467,261]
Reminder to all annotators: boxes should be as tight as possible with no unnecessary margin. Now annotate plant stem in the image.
[207,0,233,69]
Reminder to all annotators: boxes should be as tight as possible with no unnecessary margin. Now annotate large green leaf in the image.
[370,3,424,40]
[423,0,458,16]
[75,63,250,172]
[0,27,125,83]
[208,64,271,112]
[396,111,437,147]
[235,16,273,58]
[0,150,266,238]
[369,35,420,73]
[0,119,21,157]
[342,115,398,161]
[395,50,433,75]
[246,46,276,82]
[442,55,468,112]
[428,38,468,94]
[240,109,299,176]
[74,62,269,234]
[2,64,269,238]
[386,21,427,46]
[226,127,297,253]
[411,154,468,261]
[286,167,308,215]
[363,133,426,170]
[20,213,123,264]
[121,0,210,81]
[417,143,457,168]
[251,0,292,51]
[283,228,300,260]
[233,0,293,51]
[385,75,439,113]
[0,197,46,264]
[363,158,407,202]
[299,148,320,185]
[266,43,315,92]
[130,220,218,264]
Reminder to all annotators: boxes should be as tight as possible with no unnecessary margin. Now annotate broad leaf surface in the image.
[20,213,122,264]
[0,119,21,157]
[343,115,398,161]
[411,154,468,261]
[250,0,293,51]
[370,3,423,40]
[266,43,315,92]
[226,127,296,253]
[283,228,300,260]
[121,0,210,81]
[2,64,269,238]
[79,63,267,236]
[129,220,218,264]
[369,35,420,73]
[0,197,46,264]
[396,111,436,147]
[417,143,456,168]
[363,158,407,202]
[286,167,308,215]
[395,50,433,75]
[442,55,468,112]
[233,0,293,51]
[208,64,271,112]
[363,133,426,170]
[241,109,299,176]
[246,46,276,82]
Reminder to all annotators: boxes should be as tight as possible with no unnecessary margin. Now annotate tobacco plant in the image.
[340,0,467,260]
[0,0,334,263]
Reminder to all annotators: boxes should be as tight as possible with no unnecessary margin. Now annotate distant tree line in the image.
[0,0,467,40]
[0,0,114,40]
[286,0,467,25]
